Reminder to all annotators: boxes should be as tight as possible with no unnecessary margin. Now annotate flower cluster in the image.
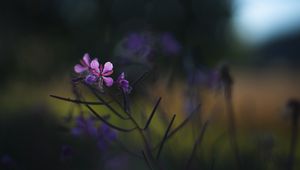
[74,53,131,93]
[114,32,181,65]
[71,115,117,151]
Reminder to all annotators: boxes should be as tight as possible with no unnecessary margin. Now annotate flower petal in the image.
[103,77,114,87]
[82,53,91,66]
[118,72,125,81]
[85,74,98,84]
[102,62,113,75]
[90,58,99,70]
[74,64,88,73]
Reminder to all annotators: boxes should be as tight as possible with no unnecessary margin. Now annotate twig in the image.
[85,104,136,132]
[220,65,242,169]
[156,114,176,159]
[84,83,130,120]
[152,104,200,151]
[185,120,209,170]
[144,97,162,130]
[132,71,150,88]
[142,150,154,170]
[50,94,106,105]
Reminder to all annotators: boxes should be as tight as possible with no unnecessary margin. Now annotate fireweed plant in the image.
[50,53,209,170]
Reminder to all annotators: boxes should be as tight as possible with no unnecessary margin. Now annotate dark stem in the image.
[85,83,130,120]
[50,94,106,105]
[113,139,143,159]
[126,113,162,170]
[156,114,176,159]
[144,97,162,130]
[287,99,300,170]
[132,71,150,88]
[152,104,200,151]
[287,116,298,170]
[85,104,136,132]
[142,150,154,170]
[220,65,242,170]
[185,120,209,170]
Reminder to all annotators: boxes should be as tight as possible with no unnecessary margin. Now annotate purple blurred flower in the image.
[60,145,73,161]
[116,72,132,94]
[125,33,146,51]
[160,32,181,56]
[70,115,117,151]
[97,124,117,151]
[1,155,15,168]
[115,32,155,64]
[71,115,97,137]
[188,69,221,89]
[104,154,129,170]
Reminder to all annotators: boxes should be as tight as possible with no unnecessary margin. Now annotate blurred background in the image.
[0,0,300,169]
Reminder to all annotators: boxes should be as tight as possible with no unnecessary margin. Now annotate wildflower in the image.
[0,155,15,168]
[60,145,73,161]
[98,61,114,87]
[114,32,155,64]
[116,72,132,94]
[82,58,114,87]
[84,74,98,85]
[71,115,97,137]
[74,53,98,73]
[160,32,181,56]
[74,53,114,87]
[97,123,117,151]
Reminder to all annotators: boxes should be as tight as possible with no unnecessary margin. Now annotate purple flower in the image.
[115,32,155,64]
[160,33,181,56]
[99,123,117,141]
[116,72,132,94]
[97,124,117,151]
[71,115,97,137]
[1,155,15,168]
[125,33,146,51]
[74,53,99,74]
[83,58,114,87]
[60,145,73,161]
[85,74,98,85]
[104,154,129,170]
[98,61,114,87]
[74,53,114,87]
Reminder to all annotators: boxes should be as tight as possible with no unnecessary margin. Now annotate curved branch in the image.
[85,104,136,132]
[50,94,107,105]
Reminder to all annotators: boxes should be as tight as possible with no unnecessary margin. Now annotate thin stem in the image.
[124,111,162,170]
[156,114,176,159]
[113,139,143,159]
[220,65,242,170]
[185,120,209,170]
[152,104,200,151]
[144,97,162,130]
[50,94,106,105]
[287,99,300,170]
[132,71,150,88]
[142,150,154,170]
[167,104,200,139]
[85,104,136,132]
[85,83,130,120]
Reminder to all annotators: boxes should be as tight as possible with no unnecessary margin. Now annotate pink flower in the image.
[89,59,114,87]
[98,61,114,87]
[74,53,114,87]
[74,53,99,73]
